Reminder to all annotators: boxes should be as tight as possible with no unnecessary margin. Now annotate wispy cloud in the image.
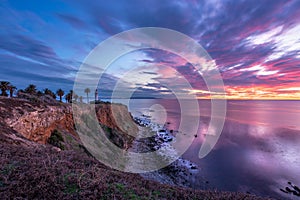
[0,0,299,99]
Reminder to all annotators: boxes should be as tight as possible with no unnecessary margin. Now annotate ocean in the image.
[107,99,300,199]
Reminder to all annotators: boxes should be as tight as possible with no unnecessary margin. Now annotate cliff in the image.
[0,97,271,199]
[0,97,137,148]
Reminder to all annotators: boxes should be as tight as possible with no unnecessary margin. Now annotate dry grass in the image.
[0,141,273,200]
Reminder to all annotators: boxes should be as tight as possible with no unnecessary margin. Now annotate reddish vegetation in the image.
[0,138,271,199]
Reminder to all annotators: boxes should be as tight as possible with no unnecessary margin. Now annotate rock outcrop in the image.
[96,103,138,136]
[0,97,75,144]
[0,97,137,148]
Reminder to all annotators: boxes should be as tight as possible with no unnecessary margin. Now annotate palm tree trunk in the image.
[1,89,6,96]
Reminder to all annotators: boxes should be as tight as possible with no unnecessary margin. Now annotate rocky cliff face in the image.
[0,97,137,148]
[96,103,138,137]
[0,97,75,144]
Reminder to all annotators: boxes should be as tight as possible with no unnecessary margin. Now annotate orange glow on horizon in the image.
[190,85,300,100]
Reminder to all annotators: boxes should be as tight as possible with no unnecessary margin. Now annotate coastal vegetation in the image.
[84,87,91,103]
[47,129,65,150]
[0,81,12,97]
[0,81,91,104]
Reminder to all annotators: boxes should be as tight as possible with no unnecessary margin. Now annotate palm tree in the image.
[8,85,16,97]
[65,93,71,103]
[0,81,10,96]
[56,89,64,102]
[62,90,74,103]
[84,88,90,103]
[24,84,37,95]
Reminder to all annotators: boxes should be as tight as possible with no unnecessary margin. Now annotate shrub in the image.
[48,129,65,150]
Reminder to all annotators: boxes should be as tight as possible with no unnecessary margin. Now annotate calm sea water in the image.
[108,99,300,199]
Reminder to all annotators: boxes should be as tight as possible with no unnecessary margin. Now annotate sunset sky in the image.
[0,0,300,99]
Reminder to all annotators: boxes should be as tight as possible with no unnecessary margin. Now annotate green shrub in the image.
[47,129,65,150]
[63,173,79,194]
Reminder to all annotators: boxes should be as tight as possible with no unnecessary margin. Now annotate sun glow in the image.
[189,85,300,100]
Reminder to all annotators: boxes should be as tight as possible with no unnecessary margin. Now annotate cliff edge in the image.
[0,97,137,149]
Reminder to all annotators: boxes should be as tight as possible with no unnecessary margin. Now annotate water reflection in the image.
[112,99,300,199]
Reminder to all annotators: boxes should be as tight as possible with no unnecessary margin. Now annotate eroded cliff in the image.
[0,97,137,148]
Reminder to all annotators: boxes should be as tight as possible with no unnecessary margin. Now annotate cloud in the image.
[0,0,300,99]
[56,13,88,29]
[0,53,74,90]
[140,71,158,75]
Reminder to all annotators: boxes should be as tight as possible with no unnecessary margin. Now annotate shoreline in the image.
[130,114,204,189]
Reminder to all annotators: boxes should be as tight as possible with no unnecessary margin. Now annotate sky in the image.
[0,0,300,99]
